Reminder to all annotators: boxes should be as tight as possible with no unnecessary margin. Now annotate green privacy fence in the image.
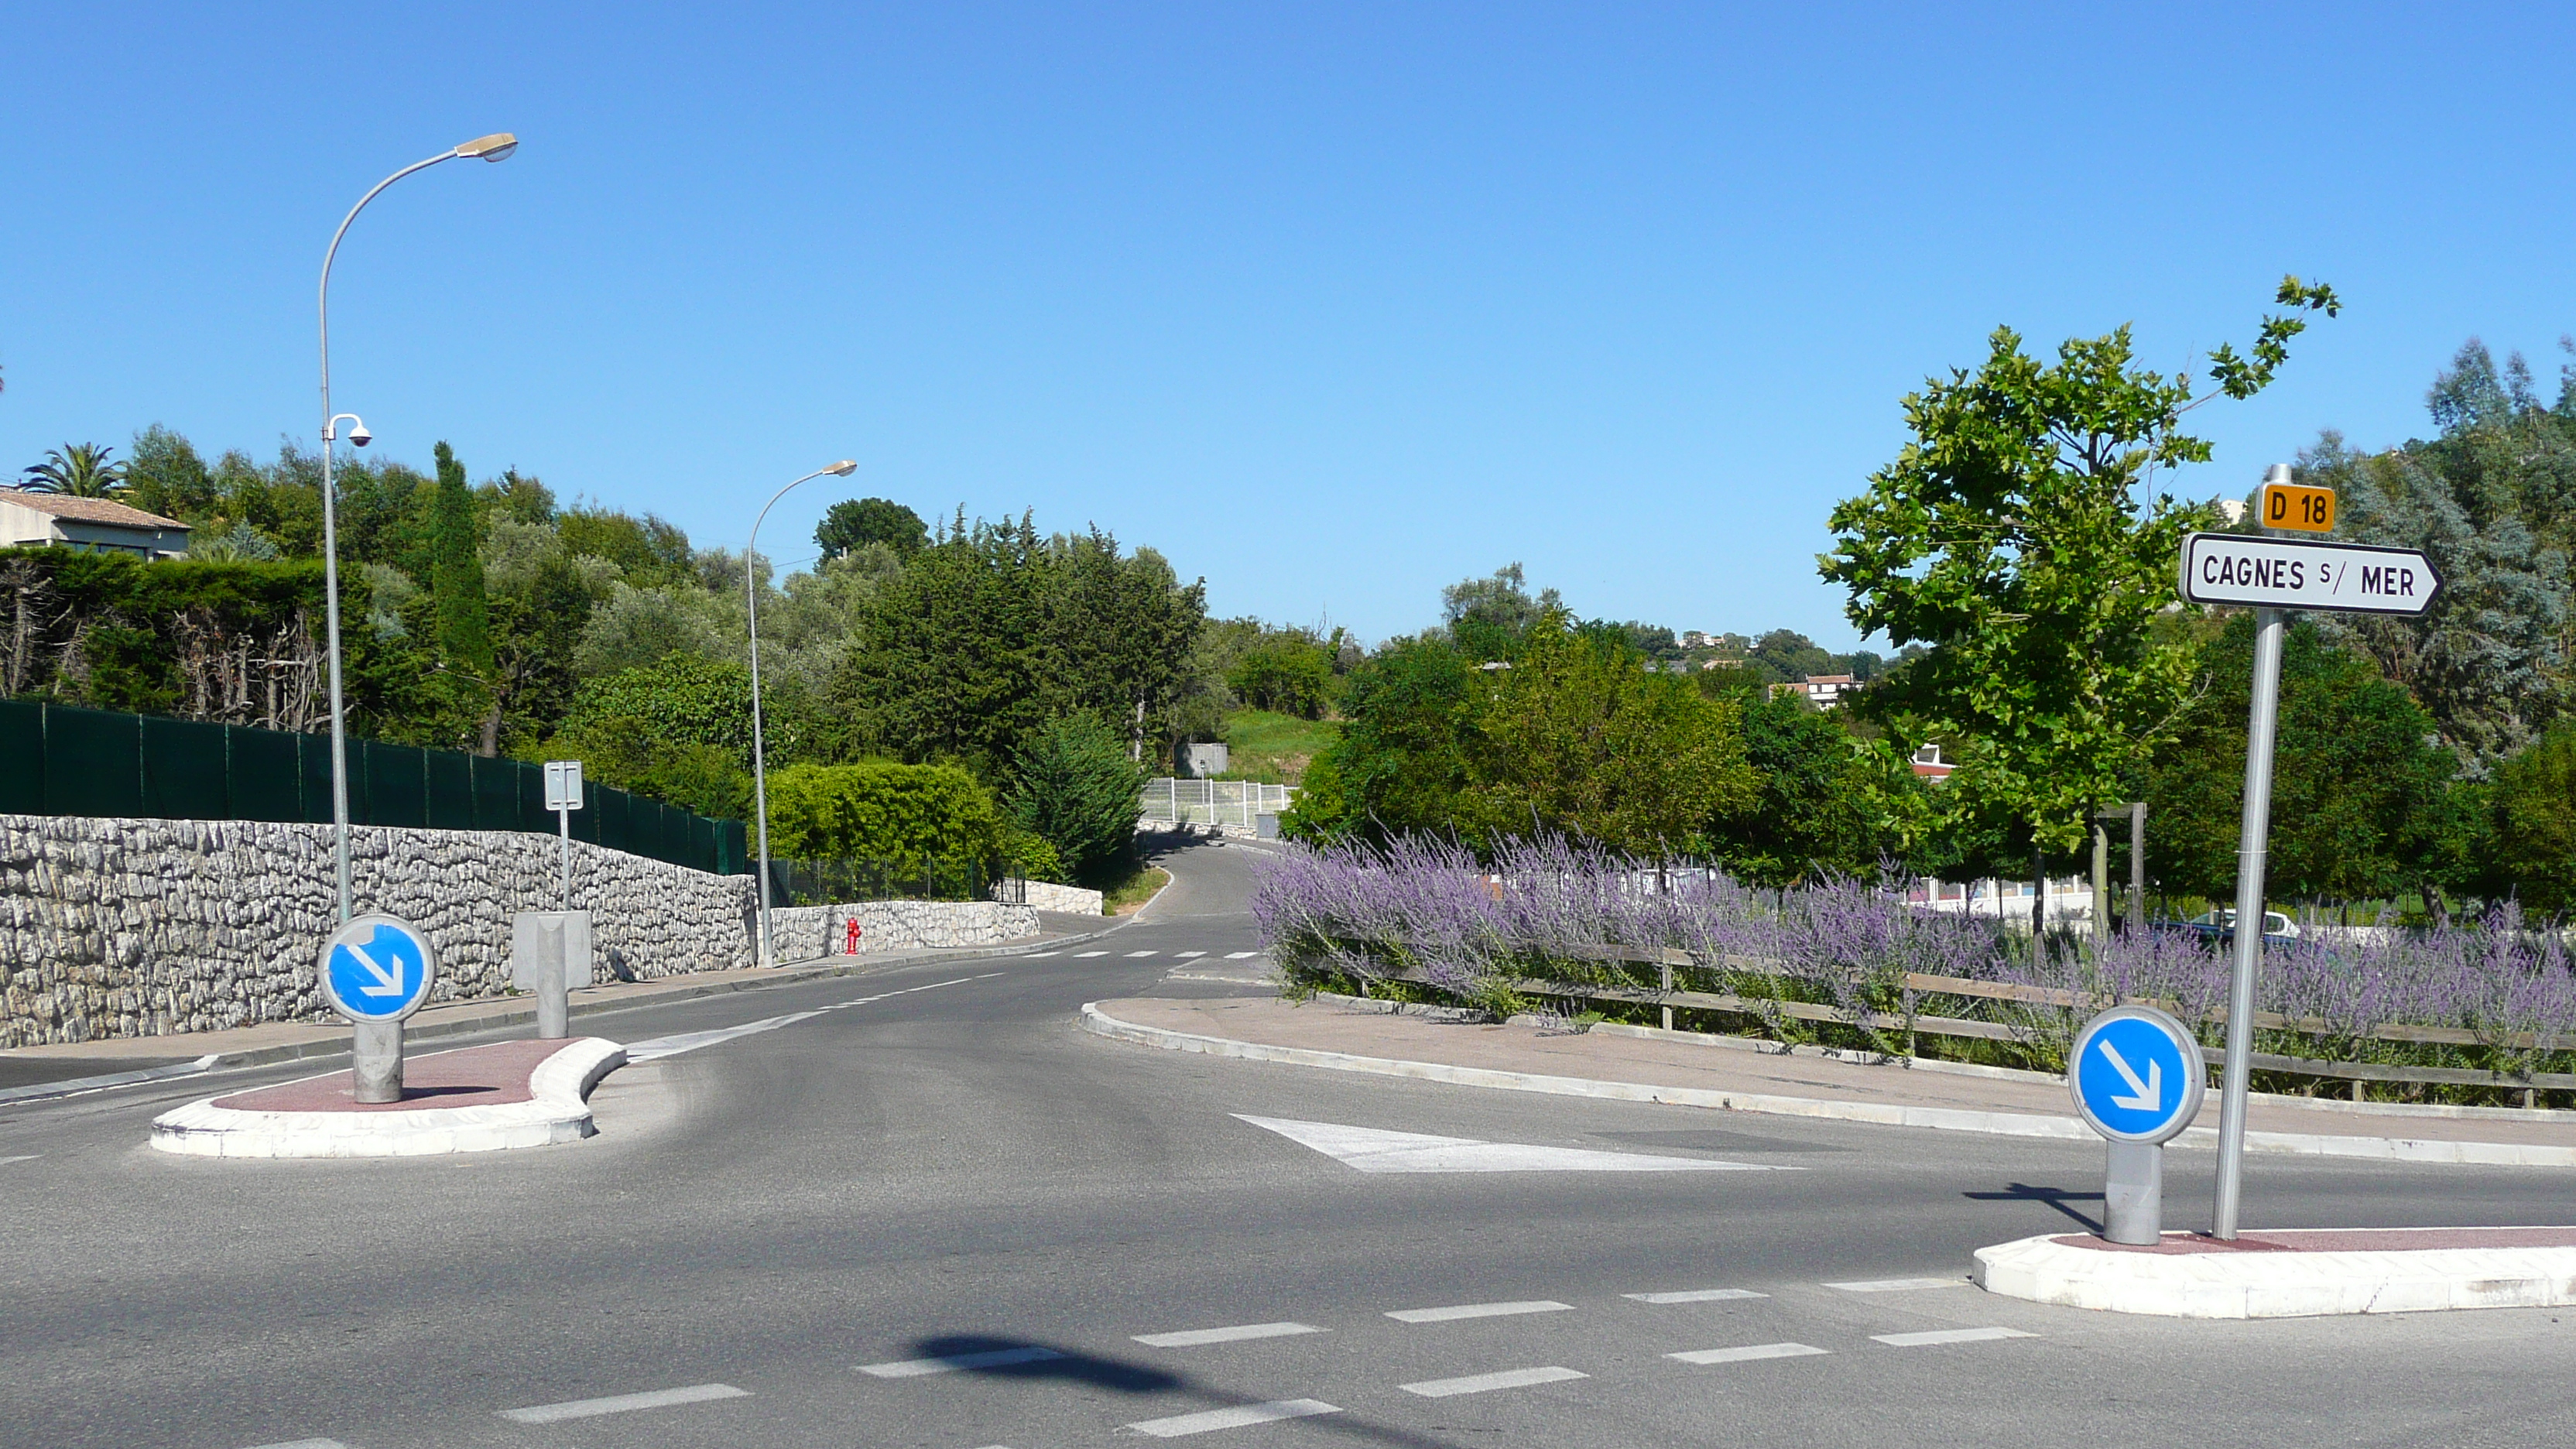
[0,699,747,876]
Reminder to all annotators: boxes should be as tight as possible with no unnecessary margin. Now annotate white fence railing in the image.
[1142,778,1295,833]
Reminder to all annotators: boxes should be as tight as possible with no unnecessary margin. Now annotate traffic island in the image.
[149,1036,625,1159]
[1973,1227,2576,1318]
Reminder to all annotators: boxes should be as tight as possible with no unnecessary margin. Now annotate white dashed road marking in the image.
[1126,1400,1341,1437]
[1076,951,1111,957]
[1401,1366,1587,1398]
[1126,951,1159,957]
[1825,1277,1966,1293]
[244,1440,349,1448]
[1386,1300,1574,1324]
[1020,951,1060,958]
[1668,1342,1831,1365]
[1626,1288,1767,1304]
[859,1346,1064,1378]
[1134,1321,1322,1348]
[0,1155,39,1166]
[1175,951,1206,957]
[498,1383,748,1423]
[625,976,1000,1059]
[1872,1327,2035,1347]
[1224,951,1261,959]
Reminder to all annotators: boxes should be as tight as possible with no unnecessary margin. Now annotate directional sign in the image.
[2069,1005,2204,1143]
[2180,533,2441,615]
[2258,480,2336,533]
[318,913,438,1023]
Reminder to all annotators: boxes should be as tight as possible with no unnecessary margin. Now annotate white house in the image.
[0,491,191,559]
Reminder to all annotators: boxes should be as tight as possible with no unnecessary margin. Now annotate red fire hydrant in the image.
[844,916,863,956]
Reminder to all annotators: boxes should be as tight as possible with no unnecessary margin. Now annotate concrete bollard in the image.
[511,911,594,1040]
[351,1020,404,1101]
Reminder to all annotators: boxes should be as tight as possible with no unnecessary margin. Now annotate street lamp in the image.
[747,460,858,968]
[316,133,517,923]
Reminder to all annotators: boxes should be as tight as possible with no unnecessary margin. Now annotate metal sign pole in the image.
[558,804,572,912]
[2211,604,2287,1240]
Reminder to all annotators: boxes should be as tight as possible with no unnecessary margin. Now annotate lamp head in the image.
[825,460,858,477]
[457,132,519,162]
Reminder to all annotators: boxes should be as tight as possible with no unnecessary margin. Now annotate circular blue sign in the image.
[2068,1005,2205,1144]
[317,914,438,1023]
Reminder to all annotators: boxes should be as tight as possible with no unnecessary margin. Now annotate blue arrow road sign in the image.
[2068,1005,2206,1144]
[319,915,437,1023]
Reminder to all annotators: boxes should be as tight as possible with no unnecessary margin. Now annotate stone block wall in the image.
[1006,880,1105,916]
[0,814,755,1049]
[769,899,1041,960]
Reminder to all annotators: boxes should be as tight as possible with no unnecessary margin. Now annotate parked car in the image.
[2155,908,2300,945]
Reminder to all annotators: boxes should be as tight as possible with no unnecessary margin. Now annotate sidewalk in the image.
[1083,994,2576,1166]
[0,912,1124,1101]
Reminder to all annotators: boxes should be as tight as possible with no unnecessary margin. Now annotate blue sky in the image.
[5,3,2571,648]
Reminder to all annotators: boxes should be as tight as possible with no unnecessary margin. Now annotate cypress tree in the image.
[429,441,493,670]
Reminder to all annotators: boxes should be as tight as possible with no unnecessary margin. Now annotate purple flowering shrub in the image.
[1252,834,2576,1088]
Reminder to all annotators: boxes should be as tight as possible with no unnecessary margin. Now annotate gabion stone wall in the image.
[0,814,756,1048]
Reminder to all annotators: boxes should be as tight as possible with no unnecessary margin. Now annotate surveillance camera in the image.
[348,425,372,448]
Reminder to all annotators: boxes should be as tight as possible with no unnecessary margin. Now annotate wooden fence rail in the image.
[1316,943,2576,1101]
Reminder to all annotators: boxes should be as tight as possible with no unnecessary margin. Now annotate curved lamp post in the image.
[317,132,518,924]
[748,460,858,967]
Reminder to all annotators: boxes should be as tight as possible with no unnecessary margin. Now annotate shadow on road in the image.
[899,1333,1487,1447]
[1963,1181,2106,1233]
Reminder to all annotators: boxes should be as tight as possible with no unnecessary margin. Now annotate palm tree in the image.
[19,443,128,497]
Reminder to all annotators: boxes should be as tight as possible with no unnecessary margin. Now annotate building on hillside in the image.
[1769,673,1855,709]
[1680,630,1714,649]
[1,491,191,559]
[1909,742,1955,783]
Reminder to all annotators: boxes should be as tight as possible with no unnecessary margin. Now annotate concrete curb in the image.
[2,920,1129,1106]
[148,1038,627,1159]
[1077,1003,2576,1166]
[1973,1231,2576,1317]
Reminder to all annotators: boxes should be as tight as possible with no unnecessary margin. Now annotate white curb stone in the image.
[1972,1231,2576,1318]
[149,1038,625,1159]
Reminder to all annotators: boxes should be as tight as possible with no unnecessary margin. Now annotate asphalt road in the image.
[5,836,2575,1449]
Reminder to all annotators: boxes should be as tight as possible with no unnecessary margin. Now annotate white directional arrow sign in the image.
[2180,533,2441,616]
[343,940,406,997]
[2095,1039,2162,1112]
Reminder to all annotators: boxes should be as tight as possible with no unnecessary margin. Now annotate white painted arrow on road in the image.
[1235,1115,1794,1174]
[342,940,406,998]
[2096,1040,2163,1112]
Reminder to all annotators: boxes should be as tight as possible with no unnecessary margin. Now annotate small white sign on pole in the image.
[543,760,585,911]
[543,759,585,812]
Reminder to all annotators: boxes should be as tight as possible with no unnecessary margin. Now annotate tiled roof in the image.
[1,490,188,529]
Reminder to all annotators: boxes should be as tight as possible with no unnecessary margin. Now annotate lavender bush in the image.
[1252,834,2576,1094]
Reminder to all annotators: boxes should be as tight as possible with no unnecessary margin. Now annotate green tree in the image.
[428,442,493,673]
[834,516,1207,776]
[1281,635,1481,844]
[1441,563,1561,660]
[1824,278,2338,922]
[2491,722,2576,913]
[2300,341,2574,772]
[2141,615,2457,908]
[124,426,219,522]
[763,760,1005,871]
[21,443,128,498]
[1009,714,1145,883]
[1702,679,1924,886]
[815,497,928,557]
[1226,630,1335,718]
[1459,613,1753,858]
